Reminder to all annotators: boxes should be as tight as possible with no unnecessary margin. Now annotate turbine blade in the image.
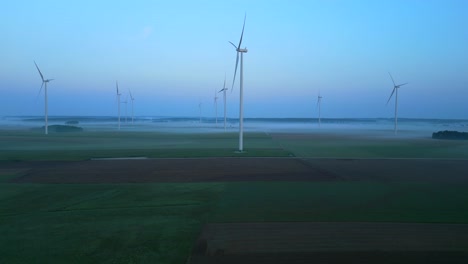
[228,41,238,50]
[388,72,396,87]
[129,90,134,100]
[231,52,239,91]
[34,61,45,82]
[238,13,246,48]
[35,82,44,101]
[116,81,120,95]
[398,82,408,87]
[386,88,396,105]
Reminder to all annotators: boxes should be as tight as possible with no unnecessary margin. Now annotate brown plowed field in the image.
[2,157,468,184]
[4,158,335,183]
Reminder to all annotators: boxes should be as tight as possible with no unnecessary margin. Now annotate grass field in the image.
[2,130,468,160]
[1,129,468,263]
[271,133,468,159]
[0,130,289,160]
[0,182,224,263]
[212,181,468,223]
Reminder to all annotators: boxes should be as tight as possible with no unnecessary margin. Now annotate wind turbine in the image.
[34,61,54,135]
[387,72,408,135]
[116,81,121,130]
[229,14,248,152]
[218,74,228,131]
[317,92,322,127]
[214,89,219,127]
[129,90,135,124]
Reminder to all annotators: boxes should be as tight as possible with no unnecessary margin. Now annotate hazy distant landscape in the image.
[2,0,468,263]
[2,117,468,263]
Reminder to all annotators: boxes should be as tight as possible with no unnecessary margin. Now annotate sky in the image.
[1,0,467,119]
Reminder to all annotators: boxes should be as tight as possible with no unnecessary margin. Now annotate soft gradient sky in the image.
[1,0,467,119]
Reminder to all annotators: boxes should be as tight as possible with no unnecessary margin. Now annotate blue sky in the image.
[1,0,467,118]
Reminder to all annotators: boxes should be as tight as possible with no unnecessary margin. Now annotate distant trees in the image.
[432,130,468,140]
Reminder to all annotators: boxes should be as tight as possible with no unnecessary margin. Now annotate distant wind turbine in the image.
[129,90,135,124]
[387,72,408,135]
[116,81,121,130]
[214,88,219,127]
[317,92,322,127]
[34,61,54,135]
[218,74,228,131]
[229,14,248,152]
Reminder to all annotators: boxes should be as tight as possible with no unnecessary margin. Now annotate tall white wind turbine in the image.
[218,75,228,131]
[34,61,54,135]
[229,14,248,152]
[214,89,219,127]
[129,90,135,124]
[387,72,408,135]
[317,92,323,127]
[116,81,121,130]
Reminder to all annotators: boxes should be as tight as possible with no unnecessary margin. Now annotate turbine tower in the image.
[229,14,248,152]
[214,88,219,127]
[34,61,54,135]
[121,96,128,123]
[116,81,121,130]
[317,92,322,127]
[387,72,408,135]
[218,74,228,131]
[129,90,135,124]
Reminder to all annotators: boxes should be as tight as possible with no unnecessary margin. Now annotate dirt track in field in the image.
[2,157,468,184]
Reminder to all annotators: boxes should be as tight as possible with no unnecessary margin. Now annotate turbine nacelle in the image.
[387,73,408,105]
[394,83,408,89]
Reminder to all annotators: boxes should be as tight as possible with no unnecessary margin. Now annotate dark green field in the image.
[1,130,468,263]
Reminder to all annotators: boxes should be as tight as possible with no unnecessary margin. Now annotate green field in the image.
[212,181,468,223]
[0,182,223,263]
[0,130,289,160]
[1,130,468,263]
[271,133,468,159]
[2,130,468,160]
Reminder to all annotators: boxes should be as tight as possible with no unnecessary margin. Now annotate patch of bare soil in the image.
[189,222,468,264]
[301,158,468,183]
[3,157,468,184]
[5,158,338,184]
